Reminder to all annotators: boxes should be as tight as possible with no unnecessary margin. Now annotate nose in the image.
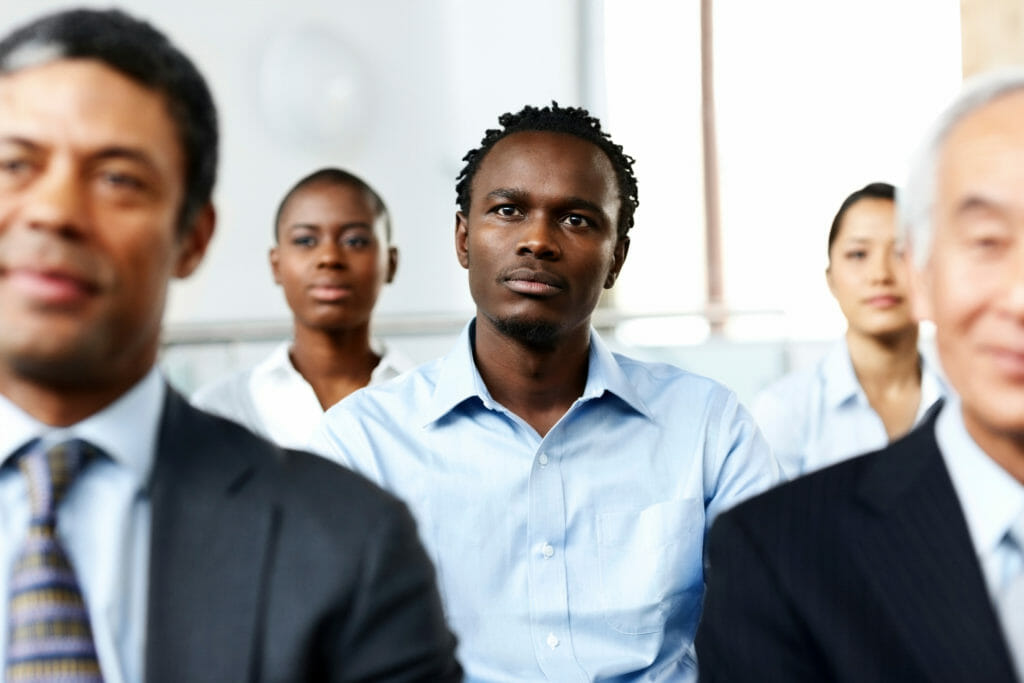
[998,241,1024,320]
[316,238,346,269]
[869,249,896,285]
[20,160,88,239]
[516,217,561,260]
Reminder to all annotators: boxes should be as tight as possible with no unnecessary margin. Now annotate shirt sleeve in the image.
[703,389,782,525]
[750,381,807,480]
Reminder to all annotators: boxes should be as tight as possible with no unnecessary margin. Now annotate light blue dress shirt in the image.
[936,394,1024,599]
[0,368,161,683]
[311,321,780,682]
[751,338,947,478]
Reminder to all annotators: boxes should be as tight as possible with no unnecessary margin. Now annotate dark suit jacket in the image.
[695,403,1018,683]
[143,387,461,682]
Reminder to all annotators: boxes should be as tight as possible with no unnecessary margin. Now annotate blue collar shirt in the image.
[312,321,780,682]
[752,338,947,478]
[0,367,162,683]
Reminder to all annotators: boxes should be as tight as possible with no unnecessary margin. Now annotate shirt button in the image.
[542,543,555,558]
[546,633,559,649]
[538,453,549,466]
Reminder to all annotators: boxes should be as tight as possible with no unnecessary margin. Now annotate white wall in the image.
[4,0,589,329]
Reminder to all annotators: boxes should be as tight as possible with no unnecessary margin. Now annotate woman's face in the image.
[827,198,915,339]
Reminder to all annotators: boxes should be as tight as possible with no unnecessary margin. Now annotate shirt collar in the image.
[822,338,862,409]
[822,337,948,415]
[420,319,652,427]
[0,366,164,487]
[936,393,1024,558]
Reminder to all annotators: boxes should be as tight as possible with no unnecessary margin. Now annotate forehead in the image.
[281,182,380,223]
[0,58,183,169]
[835,198,896,241]
[938,90,1024,204]
[471,131,618,206]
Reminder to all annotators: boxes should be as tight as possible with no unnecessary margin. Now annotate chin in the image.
[490,315,561,350]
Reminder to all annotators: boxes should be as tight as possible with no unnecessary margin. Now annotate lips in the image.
[984,345,1024,381]
[0,263,101,308]
[500,267,566,297]
[864,294,903,309]
[307,281,353,302]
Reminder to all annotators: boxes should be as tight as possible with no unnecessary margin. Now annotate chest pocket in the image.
[596,497,704,635]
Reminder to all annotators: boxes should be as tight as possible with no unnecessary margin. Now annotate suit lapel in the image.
[145,388,276,683]
[847,409,1017,682]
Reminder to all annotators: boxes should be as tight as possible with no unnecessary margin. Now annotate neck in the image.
[961,403,1024,486]
[845,326,920,391]
[472,316,591,437]
[290,322,380,409]
[0,365,151,427]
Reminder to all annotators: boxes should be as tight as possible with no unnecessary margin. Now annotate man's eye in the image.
[292,236,317,247]
[0,158,35,185]
[102,171,145,190]
[845,250,867,260]
[494,205,520,217]
[563,214,592,228]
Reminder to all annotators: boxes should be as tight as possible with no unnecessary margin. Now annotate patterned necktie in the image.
[6,439,103,682]
[999,510,1024,682]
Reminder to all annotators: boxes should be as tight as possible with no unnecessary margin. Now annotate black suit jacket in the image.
[696,403,1018,682]
[143,387,461,682]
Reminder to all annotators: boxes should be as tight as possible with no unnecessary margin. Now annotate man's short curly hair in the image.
[455,102,639,238]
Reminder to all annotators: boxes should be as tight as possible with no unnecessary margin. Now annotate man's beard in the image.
[488,314,560,350]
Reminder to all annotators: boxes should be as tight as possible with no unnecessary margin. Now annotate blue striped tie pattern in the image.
[6,439,103,682]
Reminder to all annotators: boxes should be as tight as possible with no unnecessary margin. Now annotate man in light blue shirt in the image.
[312,103,780,682]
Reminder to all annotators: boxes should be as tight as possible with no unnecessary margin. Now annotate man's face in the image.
[270,182,395,334]
[0,59,211,392]
[913,89,1024,443]
[456,131,627,347]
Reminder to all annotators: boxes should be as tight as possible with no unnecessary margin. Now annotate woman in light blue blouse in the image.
[752,182,946,478]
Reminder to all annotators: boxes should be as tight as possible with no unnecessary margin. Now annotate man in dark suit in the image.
[0,8,460,682]
[695,70,1024,682]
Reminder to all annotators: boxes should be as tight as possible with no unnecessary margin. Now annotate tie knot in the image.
[18,438,97,520]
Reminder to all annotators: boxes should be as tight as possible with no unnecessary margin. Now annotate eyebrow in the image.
[0,136,161,171]
[286,221,375,232]
[486,187,609,217]
[955,195,1002,216]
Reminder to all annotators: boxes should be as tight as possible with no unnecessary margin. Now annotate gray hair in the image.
[901,67,1024,267]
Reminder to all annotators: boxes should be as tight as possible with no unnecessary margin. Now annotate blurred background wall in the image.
[3,0,977,402]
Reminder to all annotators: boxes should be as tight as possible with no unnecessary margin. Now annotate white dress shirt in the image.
[0,367,162,683]
[191,340,412,450]
[752,338,947,478]
[311,321,781,682]
[936,395,1024,613]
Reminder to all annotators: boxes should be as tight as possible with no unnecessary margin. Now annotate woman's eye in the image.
[845,250,867,260]
[344,236,371,249]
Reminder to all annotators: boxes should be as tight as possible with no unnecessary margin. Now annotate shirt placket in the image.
[526,434,587,681]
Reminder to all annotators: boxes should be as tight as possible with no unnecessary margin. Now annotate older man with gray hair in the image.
[695,69,1024,682]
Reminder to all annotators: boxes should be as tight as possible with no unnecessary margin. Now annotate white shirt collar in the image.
[0,367,164,487]
[936,394,1024,562]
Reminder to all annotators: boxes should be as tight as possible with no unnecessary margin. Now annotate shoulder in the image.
[169,391,414,532]
[334,357,441,420]
[190,367,252,410]
[611,351,741,406]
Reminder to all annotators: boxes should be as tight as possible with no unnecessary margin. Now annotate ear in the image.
[455,212,470,269]
[385,246,398,284]
[173,203,216,279]
[604,236,630,289]
[269,245,282,285]
[825,264,836,298]
[907,250,933,322]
